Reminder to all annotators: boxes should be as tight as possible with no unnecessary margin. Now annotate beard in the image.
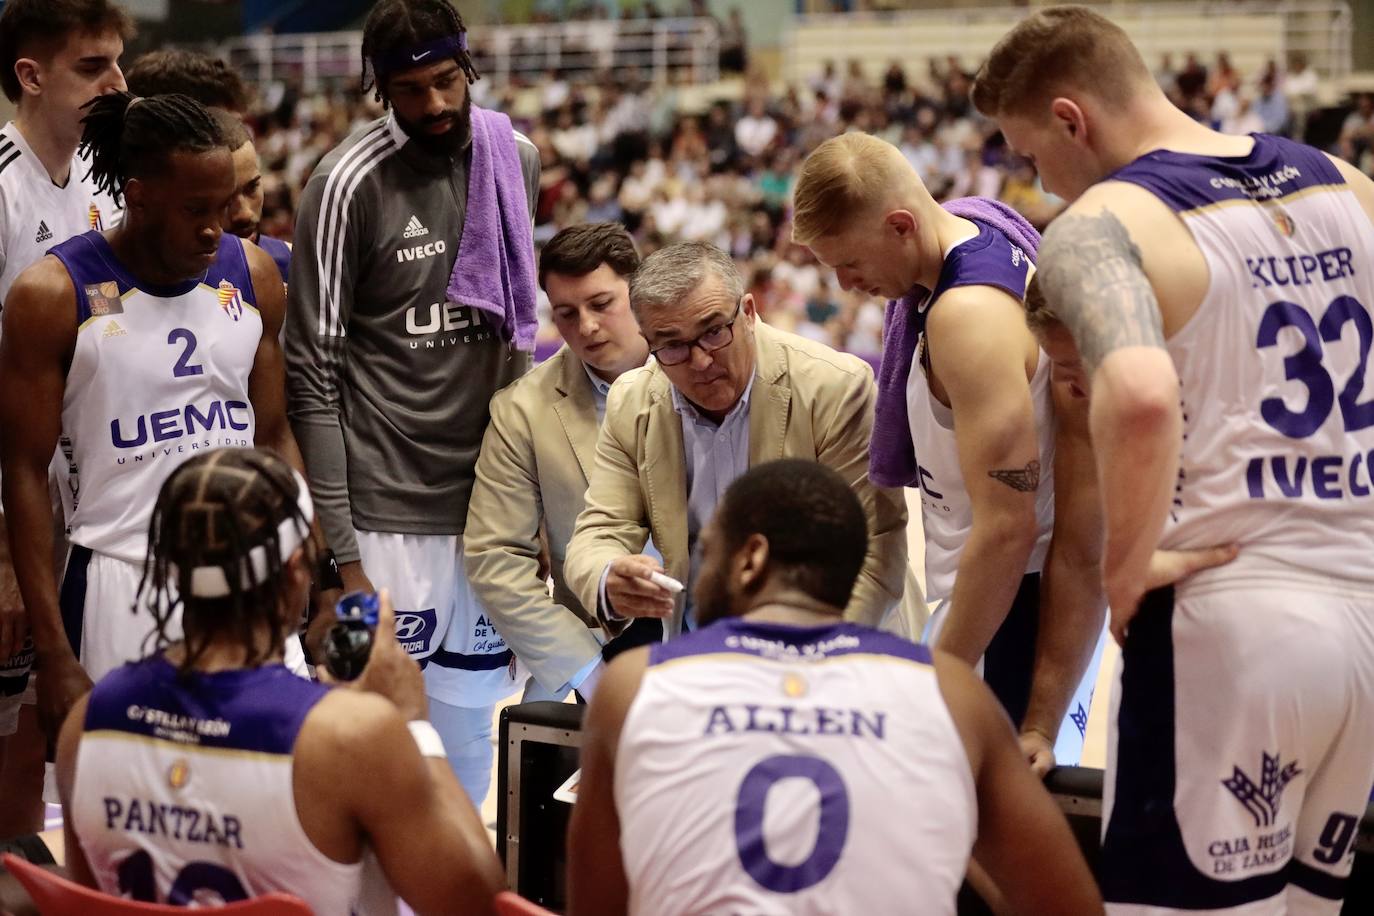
[395,94,472,158]
[691,569,733,629]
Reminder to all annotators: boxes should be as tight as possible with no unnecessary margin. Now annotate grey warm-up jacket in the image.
[285,112,541,564]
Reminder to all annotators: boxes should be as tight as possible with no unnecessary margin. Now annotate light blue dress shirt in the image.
[597,373,755,630]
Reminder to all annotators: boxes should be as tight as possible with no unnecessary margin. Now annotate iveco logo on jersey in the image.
[393,608,438,656]
[111,400,251,449]
[395,239,447,263]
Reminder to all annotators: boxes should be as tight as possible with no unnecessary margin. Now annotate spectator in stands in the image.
[1220,91,1264,136]
[717,7,748,74]
[1340,92,1374,170]
[1175,51,1208,102]
[1253,73,1290,135]
[1154,52,1176,94]
[734,97,778,159]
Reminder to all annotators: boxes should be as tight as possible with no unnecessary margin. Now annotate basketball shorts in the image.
[1101,570,1374,915]
[354,530,518,709]
[59,546,307,682]
[0,638,34,736]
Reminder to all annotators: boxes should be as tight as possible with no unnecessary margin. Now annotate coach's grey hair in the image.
[629,241,745,320]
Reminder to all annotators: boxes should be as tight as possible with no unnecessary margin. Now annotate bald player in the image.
[976,7,1374,913]
[793,131,1104,771]
[568,459,1102,916]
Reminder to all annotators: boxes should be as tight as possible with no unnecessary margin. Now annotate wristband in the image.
[407,720,447,759]
[316,548,344,591]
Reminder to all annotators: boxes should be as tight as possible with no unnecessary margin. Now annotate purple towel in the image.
[445,106,538,352]
[869,197,1041,488]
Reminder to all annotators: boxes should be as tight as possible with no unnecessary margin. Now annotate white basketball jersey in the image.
[616,617,976,915]
[72,659,363,912]
[50,231,261,563]
[905,224,1053,602]
[0,121,118,310]
[1110,135,1374,582]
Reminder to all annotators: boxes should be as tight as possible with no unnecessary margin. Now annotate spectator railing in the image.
[787,2,1353,88]
[218,17,720,93]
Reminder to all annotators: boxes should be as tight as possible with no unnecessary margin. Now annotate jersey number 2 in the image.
[1258,296,1374,438]
[116,849,247,905]
[733,754,850,893]
[168,328,205,378]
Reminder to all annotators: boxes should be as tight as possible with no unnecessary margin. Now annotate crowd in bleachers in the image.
[241,49,1374,356]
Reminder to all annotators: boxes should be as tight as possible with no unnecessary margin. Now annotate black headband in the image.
[371,34,468,84]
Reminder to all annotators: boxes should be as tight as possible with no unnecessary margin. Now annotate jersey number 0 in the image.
[734,754,851,893]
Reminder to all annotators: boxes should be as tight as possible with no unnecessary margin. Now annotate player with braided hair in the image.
[0,89,310,748]
[361,0,481,106]
[53,448,504,913]
[287,0,540,805]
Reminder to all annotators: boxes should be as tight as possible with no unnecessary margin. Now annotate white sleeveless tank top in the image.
[616,617,976,915]
[1110,134,1374,583]
[49,231,261,563]
[72,658,364,913]
[904,224,1054,602]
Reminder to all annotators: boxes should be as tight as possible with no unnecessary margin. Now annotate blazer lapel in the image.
[549,347,600,484]
[749,323,791,466]
[642,371,690,579]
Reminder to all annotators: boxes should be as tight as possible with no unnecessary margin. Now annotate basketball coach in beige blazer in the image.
[464,225,649,701]
[566,241,918,637]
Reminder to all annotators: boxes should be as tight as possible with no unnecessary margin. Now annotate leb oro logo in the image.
[88,203,103,231]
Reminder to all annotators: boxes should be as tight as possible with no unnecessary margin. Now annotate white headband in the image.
[179,468,314,599]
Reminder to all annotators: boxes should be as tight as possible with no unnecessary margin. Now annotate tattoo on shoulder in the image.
[988,459,1040,492]
[1037,209,1166,373]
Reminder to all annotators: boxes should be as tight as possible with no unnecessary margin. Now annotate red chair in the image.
[493,890,557,916]
[1,853,312,915]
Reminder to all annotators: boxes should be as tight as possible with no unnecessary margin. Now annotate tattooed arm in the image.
[926,286,1045,666]
[1036,192,1181,635]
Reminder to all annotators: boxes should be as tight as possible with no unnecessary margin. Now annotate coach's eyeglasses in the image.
[650,299,743,367]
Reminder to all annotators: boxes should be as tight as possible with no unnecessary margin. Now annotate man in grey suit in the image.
[464,224,649,702]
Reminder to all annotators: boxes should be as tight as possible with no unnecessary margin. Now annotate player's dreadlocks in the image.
[139,449,315,676]
[79,90,226,207]
[361,0,479,107]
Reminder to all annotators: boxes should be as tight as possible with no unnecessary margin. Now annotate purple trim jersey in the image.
[1110,135,1374,582]
[49,231,262,562]
[71,658,364,911]
[617,617,975,915]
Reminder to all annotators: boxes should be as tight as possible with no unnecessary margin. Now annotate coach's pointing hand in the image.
[605,555,677,619]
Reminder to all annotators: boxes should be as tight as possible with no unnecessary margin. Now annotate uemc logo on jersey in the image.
[393,607,438,656]
[403,302,494,349]
[111,401,251,450]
